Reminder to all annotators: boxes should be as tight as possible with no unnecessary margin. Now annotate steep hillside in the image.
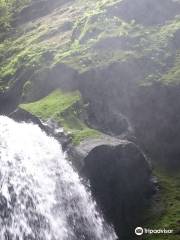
[1,0,180,147]
[1,0,180,90]
[0,1,180,239]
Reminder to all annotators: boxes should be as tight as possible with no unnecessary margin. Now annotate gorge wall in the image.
[0,0,180,239]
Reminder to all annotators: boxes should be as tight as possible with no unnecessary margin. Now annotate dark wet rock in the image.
[106,0,180,26]
[9,108,46,131]
[23,63,78,102]
[67,135,126,170]
[93,36,141,51]
[82,140,154,240]
[13,0,74,26]
[79,59,160,133]
[78,61,180,168]
[128,83,180,168]
[0,69,33,115]
[69,135,128,168]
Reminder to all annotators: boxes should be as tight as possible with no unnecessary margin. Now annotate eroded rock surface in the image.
[83,140,154,239]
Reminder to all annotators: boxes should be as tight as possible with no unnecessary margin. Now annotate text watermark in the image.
[135,227,173,236]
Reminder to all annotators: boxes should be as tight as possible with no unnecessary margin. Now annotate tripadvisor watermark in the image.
[135,227,173,236]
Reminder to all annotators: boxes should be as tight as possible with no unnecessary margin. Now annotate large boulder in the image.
[82,140,154,239]
[79,62,180,168]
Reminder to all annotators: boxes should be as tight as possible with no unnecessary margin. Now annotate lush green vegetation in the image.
[161,51,180,84]
[144,167,180,240]
[0,0,31,32]
[20,89,100,145]
[0,0,180,89]
[0,0,179,237]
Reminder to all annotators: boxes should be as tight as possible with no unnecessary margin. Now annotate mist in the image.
[0,0,180,240]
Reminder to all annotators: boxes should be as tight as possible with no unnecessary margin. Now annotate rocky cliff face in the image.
[0,0,180,239]
[83,141,154,239]
[1,0,180,153]
[79,62,180,168]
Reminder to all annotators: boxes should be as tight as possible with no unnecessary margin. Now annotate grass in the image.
[161,51,180,84]
[0,0,31,33]
[20,89,81,118]
[0,0,135,82]
[20,89,100,145]
[1,0,180,87]
[143,166,180,240]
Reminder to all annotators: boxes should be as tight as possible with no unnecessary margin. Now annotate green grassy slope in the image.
[1,0,180,91]
[20,89,100,145]
[143,168,180,240]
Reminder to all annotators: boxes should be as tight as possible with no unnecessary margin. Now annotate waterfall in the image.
[0,116,117,240]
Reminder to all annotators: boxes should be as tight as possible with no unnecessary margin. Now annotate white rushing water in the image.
[0,116,117,240]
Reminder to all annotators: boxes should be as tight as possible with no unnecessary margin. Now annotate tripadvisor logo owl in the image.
[135,227,143,236]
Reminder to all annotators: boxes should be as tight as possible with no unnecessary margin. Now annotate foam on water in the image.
[0,116,117,240]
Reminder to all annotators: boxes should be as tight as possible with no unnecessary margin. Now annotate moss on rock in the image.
[144,167,180,240]
[20,89,100,145]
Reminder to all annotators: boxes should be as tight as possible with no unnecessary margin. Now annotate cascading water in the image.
[0,116,117,240]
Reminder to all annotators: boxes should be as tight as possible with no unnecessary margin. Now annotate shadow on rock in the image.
[83,141,155,240]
